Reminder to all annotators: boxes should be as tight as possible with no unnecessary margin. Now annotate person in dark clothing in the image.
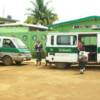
[35,40,43,66]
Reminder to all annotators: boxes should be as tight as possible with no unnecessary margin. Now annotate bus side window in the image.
[57,35,71,45]
[51,36,54,45]
[73,36,77,45]
[3,39,15,48]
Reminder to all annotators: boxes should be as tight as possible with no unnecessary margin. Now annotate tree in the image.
[25,0,58,25]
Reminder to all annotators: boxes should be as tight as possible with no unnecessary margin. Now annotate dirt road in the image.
[0,62,100,100]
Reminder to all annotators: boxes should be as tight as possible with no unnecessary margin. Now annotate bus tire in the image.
[2,56,13,66]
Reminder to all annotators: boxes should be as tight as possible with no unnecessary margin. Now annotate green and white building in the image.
[1,16,100,60]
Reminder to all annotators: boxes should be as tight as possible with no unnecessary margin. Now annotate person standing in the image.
[77,38,88,74]
[79,51,88,74]
[77,39,85,51]
[35,40,43,66]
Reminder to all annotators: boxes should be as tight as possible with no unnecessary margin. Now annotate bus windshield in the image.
[13,38,27,48]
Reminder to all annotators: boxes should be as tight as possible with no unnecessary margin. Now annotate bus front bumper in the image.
[14,53,32,62]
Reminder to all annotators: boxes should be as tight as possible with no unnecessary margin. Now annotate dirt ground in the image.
[0,61,100,100]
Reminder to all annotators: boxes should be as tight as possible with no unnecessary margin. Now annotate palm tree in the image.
[25,0,58,25]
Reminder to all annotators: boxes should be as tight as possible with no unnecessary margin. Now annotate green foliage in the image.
[25,0,58,25]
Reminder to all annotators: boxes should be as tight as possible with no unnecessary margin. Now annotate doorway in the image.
[78,34,97,62]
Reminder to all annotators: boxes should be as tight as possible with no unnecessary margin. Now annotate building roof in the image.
[49,16,100,28]
[0,22,48,30]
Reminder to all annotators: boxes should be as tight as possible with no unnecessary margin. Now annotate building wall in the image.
[0,26,47,56]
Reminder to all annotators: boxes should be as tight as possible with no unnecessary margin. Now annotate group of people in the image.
[34,39,88,74]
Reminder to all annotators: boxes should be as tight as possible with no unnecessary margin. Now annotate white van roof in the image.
[48,32,100,35]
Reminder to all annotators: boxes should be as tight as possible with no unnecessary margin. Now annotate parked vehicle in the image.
[0,36,32,65]
[45,32,99,68]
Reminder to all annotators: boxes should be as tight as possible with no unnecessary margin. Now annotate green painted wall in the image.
[0,27,28,33]
[0,26,48,57]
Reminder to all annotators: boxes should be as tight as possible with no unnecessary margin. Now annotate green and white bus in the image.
[0,36,32,65]
[46,32,99,67]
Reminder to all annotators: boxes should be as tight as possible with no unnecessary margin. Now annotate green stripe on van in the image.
[97,47,100,53]
[0,47,30,53]
[46,47,78,53]
[18,48,30,53]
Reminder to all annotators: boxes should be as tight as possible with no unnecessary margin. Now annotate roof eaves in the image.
[0,23,48,30]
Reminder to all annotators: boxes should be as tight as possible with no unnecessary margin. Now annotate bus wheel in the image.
[15,61,22,65]
[55,63,66,69]
[3,56,13,66]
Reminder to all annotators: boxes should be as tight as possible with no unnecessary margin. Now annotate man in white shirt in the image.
[79,51,88,74]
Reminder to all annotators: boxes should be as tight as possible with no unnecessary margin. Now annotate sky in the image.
[0,0,100,23]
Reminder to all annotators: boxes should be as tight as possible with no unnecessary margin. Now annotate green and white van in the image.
[46,32,99,67]
[0,36,32,65]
